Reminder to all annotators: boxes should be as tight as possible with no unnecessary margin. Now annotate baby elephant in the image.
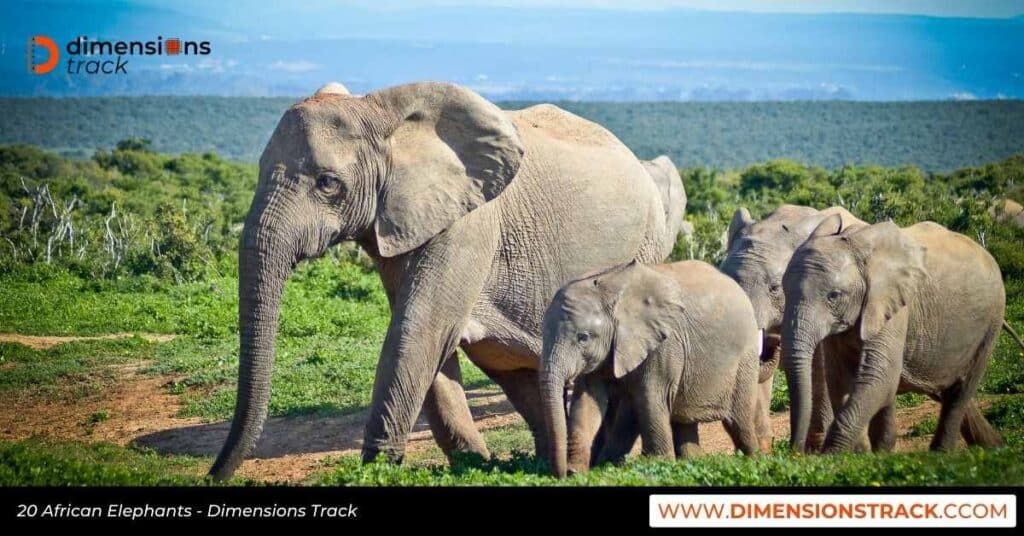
[540,260,762,478]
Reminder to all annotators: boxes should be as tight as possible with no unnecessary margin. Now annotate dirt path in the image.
[0,333,176,350]
[0,333,965,483]
[0,355,522,482]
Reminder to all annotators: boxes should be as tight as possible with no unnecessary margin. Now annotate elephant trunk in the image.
[758,333,782,384]
[781,309,825,453]
[541,351,573,478]
[209,217,293,481]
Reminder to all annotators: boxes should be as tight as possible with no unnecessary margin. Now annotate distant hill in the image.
[1,97,1022,171]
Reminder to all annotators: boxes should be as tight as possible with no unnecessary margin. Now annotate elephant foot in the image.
[361,442,406,464]
[806,432,829,452]
[567,440,593,474]
[758,437,773,454]
[678,442,703,459]
[443,444,491,466]
[567,457,591,475]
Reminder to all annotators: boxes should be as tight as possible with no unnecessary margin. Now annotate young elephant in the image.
[782,217,1007,453]
[540,261,761,478]
[721,205,868,451]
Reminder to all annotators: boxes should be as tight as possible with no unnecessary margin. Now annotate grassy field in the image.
[0,144,1022,486]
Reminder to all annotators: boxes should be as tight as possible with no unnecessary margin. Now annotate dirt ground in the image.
[0,333,176,350]
[0,333,953,483]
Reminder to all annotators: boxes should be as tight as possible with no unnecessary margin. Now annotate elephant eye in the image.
[576,332,590,343]
[316,172,343,195]
[827,290,842,302]
[769,283,781,294]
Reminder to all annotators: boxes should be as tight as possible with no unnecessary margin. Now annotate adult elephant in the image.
[720,205,867,451]
[989,199,1024,228]
[209,81,675,479]
[782,218,1010,452]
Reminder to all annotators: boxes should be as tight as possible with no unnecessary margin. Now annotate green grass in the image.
[907,417,938,438]
[984,396,1024,445]
[0,257,488,422]
[0,257,389,339]
[0,440,213,486]
[0,337,155,400]
[897,392,928,408]
[313,446,1024,486]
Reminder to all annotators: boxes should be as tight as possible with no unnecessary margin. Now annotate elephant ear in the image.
[727,207,755,248]
[808,213,844,238]
[609,268,683,379]
[371,82,525,257]
[852,221,927,340]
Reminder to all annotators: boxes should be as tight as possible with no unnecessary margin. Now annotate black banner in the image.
[0,486,1020,530]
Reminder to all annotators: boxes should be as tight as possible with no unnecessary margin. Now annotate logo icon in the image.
[165,38,181,55]
[28,35,59,74]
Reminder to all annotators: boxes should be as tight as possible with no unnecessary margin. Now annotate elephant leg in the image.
[634,388,675,459]
[961,401,1004,447]
[823,329,903,454]
[823,343,871,452]
[422,353,490,463]
[483,367,551,459]
[958,327,1004,448]
[672,422,702,458]
[808,345,834,452]
[361,242,493,464]
[594,395,640,466]
[868,403,896,452]
[933,324,1000,451]
[725,357,760,456]
[723,417,760,456]
[754,378,774,453]
[932,382,971,451]
[566,375,608,474]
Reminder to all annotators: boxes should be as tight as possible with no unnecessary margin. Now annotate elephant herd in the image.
[209,81,1023,480]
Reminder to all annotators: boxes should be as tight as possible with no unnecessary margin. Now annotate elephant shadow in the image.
[133,387,517,459]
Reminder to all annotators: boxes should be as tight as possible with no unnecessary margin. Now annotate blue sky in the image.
[132,0,1024,18]
[3,1,1023,99]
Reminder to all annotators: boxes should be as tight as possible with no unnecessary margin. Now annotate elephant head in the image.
[780,217,925,451]
[721,205,866,381]
[540,261,682,477]
[209,81,525,480]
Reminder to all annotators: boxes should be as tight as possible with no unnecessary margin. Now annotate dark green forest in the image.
[1,97,1023,171]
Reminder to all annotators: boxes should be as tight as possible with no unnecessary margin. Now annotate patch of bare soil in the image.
[0,333,176,350]
[0,358,520,483]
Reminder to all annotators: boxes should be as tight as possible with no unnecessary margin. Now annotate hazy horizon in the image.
[3,1,1023,101]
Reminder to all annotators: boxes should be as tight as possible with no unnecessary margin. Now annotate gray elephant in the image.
[209,81,677,479]
[782,217,1009,452]
[540,261,761,478]
[721,205,867,451]
[642,155,687,257]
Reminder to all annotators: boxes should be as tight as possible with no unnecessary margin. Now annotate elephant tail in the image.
[960,401,1004,448]
[1002,320,1024,351]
